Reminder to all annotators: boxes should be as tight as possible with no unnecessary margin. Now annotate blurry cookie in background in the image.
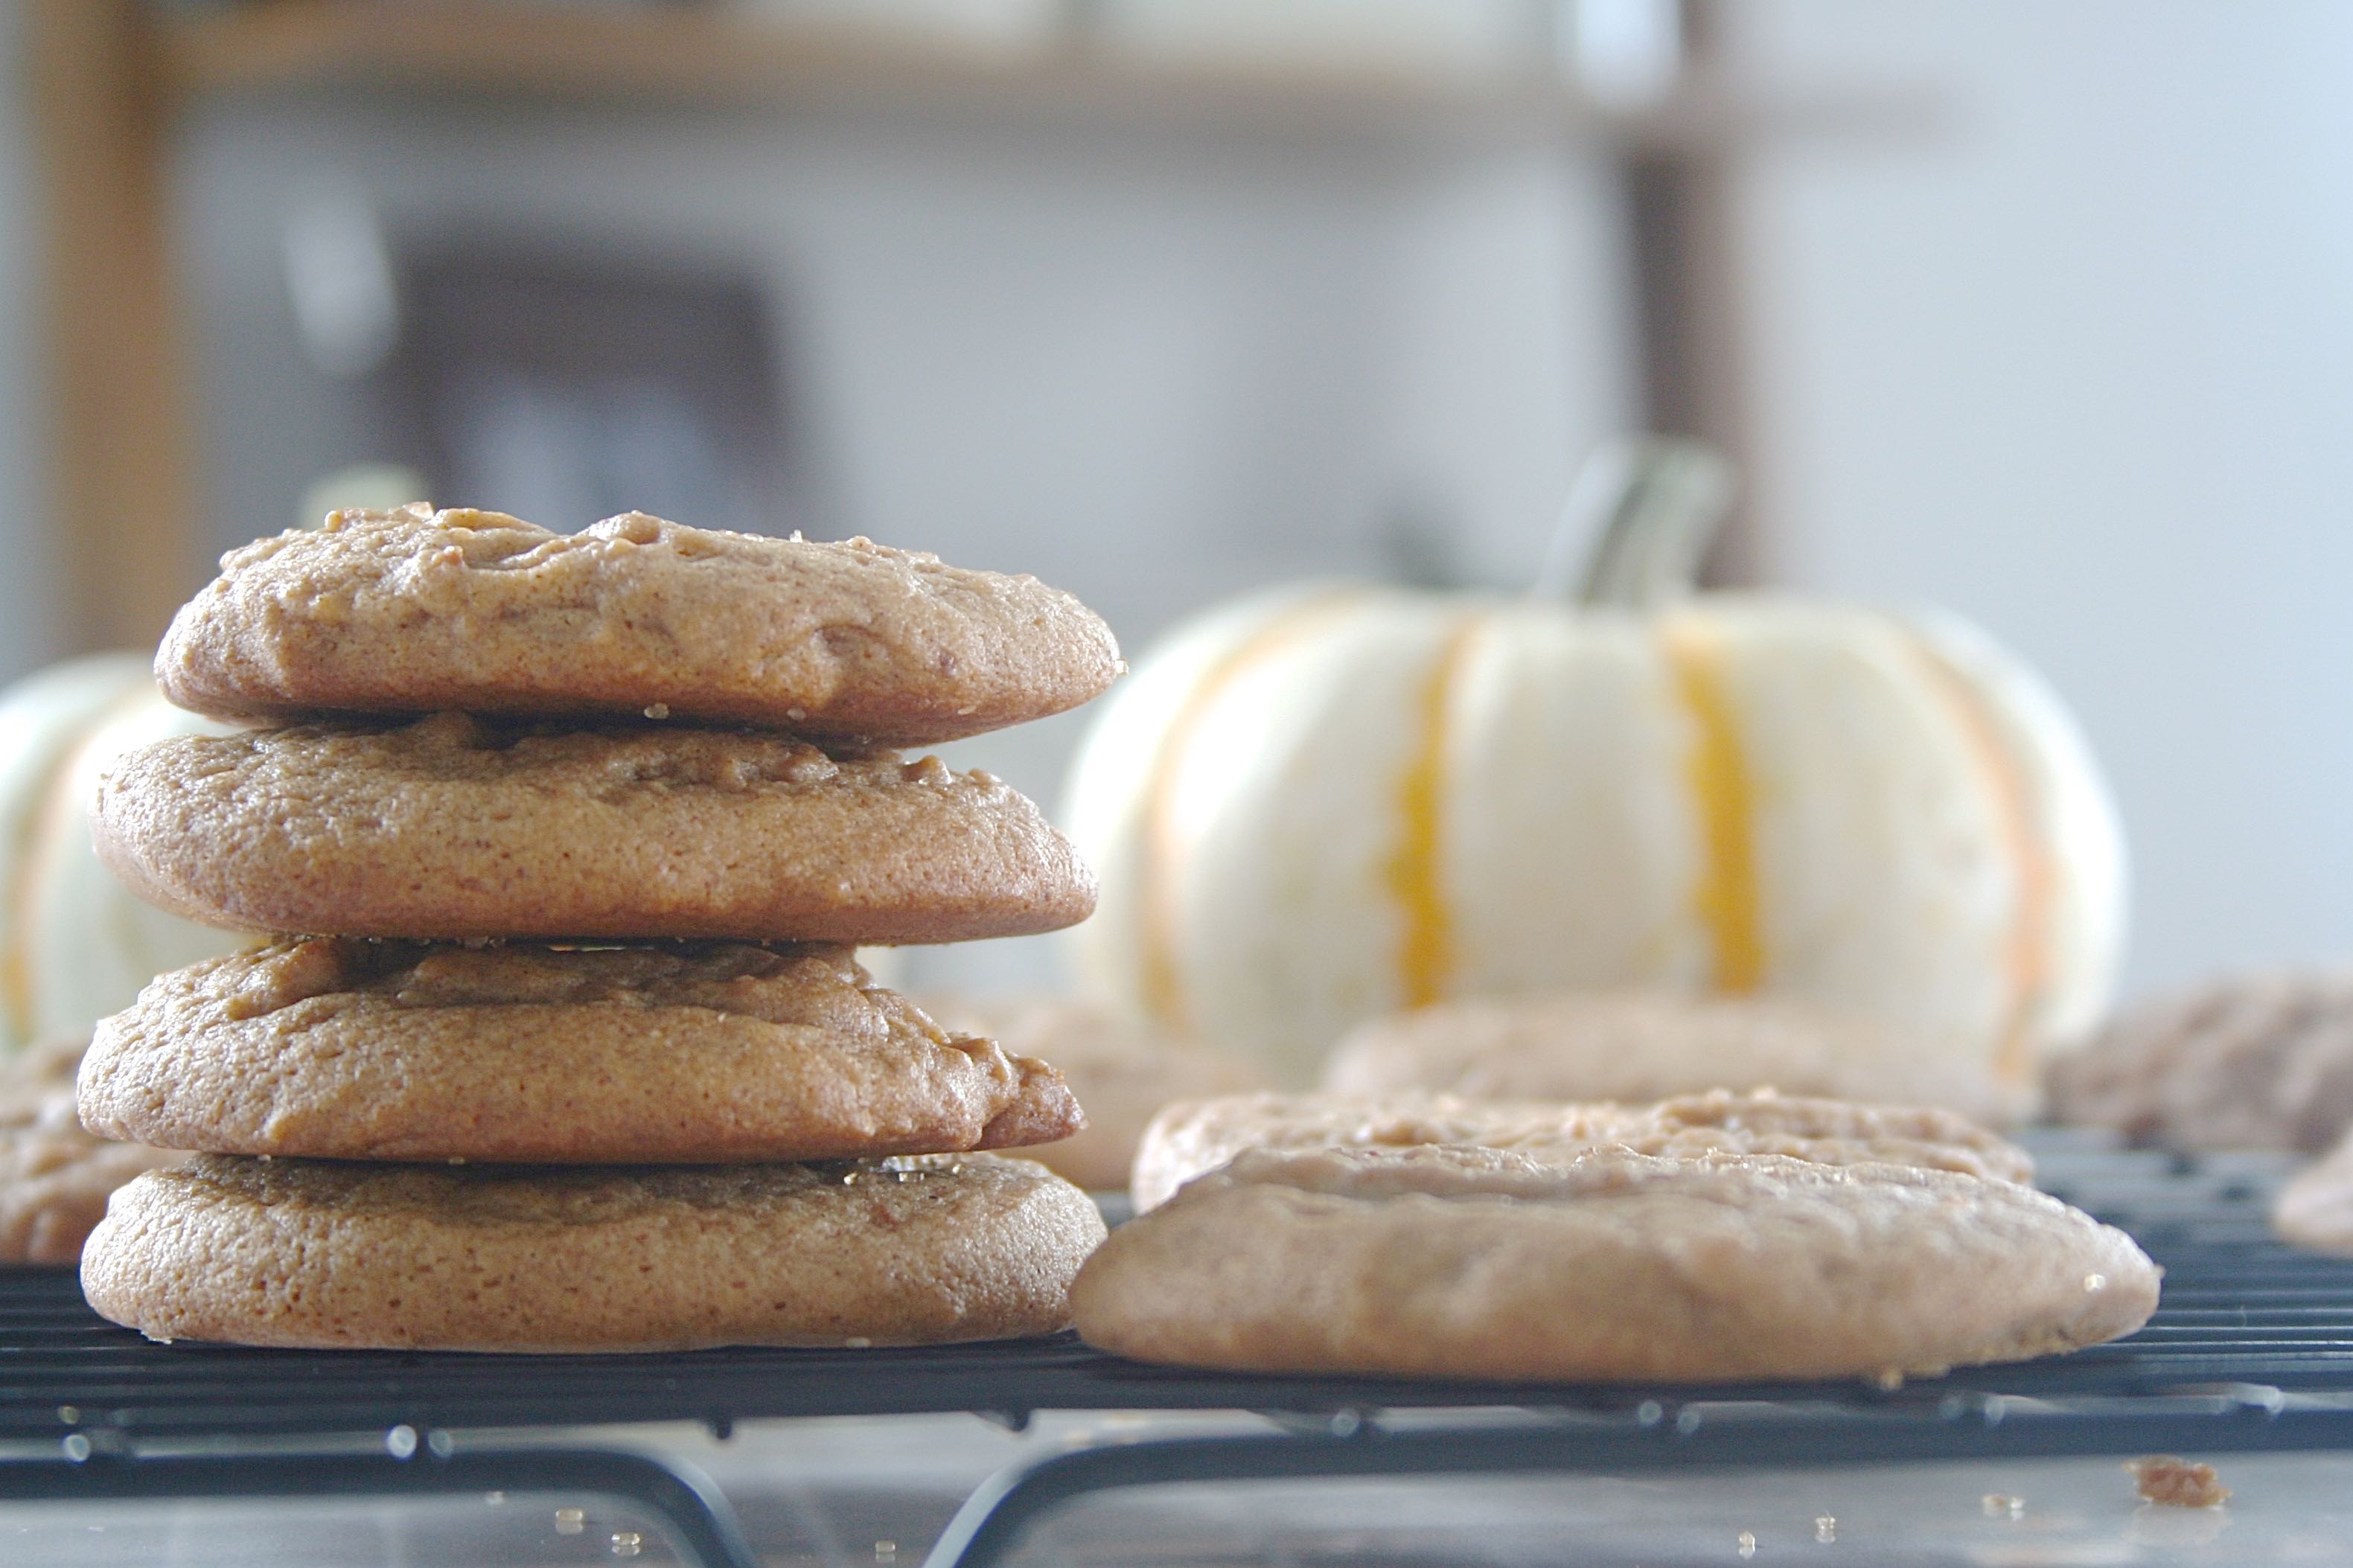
[1131,1087,2034,1212]
[2274,1125,2353,1255]
[919,995,1266,1190]
[1323,991,2025,1128]
[2046,970,2353,1153]
[1,1038,182,1265]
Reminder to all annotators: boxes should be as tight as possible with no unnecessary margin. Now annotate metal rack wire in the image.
[3,1142,2350,1567]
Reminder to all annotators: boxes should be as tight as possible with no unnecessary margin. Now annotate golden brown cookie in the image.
[1323,991,2024,1127]
[93,714,1096,944]
[156,507,1122,745]
[1,1039,181,1265]
[919,994,1268,1190]
[2048,970,2353,1153]
[1130,1088,2032,1210]
[1073,1145,2158,1382]
[81,940,1083,1164]
[83,1152,1106,1351]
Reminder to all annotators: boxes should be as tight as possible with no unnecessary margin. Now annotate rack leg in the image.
[922,1401,2353,1568]
[0,1444,764,1568]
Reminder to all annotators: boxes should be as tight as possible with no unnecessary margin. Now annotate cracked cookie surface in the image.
[1128,1087,2034,1211]
[157,506,1123,745]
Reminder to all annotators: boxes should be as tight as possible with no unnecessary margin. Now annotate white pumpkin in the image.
[1064,493,2126,1096]
[0,654,251,1055]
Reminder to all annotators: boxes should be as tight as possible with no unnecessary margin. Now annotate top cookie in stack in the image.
[74,506,1120,1351]
[153,505,1120,741]
[102,506,1112,944]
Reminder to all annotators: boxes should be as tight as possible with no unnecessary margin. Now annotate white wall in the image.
[1731,0,2353,999]
[0,0,61,686]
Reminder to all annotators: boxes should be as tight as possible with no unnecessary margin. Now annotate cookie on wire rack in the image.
[1074,1143,2156,1383]
[83,1153,1105,1351]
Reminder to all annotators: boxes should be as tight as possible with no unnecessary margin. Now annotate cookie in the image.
[1,1039,180,1265]
[93,714,1095,944]
[2048,970,2353,1153]
[83,1151,1105,1351]
[2273,1125,2353,1254]
[81,939,1084,1164]
[1323,991,2023,1127]
[919,995,1268,1189]
[1072,1144,2158,1382]
[1130,1088,2033,1211]
[156,507,1123,745]
[1615,1089,2033,1182]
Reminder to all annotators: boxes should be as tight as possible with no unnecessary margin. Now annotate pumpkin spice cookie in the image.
[156,506,1123,745]
[1,1038,182,1266]
[919,994,1268,1190]
[81,939,1083,1164]
[83,1152,1106,1351]
[1130,1088,2032,1211]
[1323,991,2025,1127]
[2048,969,2353,1153]
[1073,1144,2159,1383]
[92,713,1096,944]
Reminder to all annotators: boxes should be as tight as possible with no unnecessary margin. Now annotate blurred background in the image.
[1,0,2349,1002]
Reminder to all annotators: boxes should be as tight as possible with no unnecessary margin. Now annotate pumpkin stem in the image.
[1536,435,1734,608]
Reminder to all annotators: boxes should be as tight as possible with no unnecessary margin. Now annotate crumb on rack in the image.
[2128,1456,2232,1508]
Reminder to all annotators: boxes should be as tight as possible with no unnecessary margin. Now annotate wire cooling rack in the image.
[4,1140,2353,1567]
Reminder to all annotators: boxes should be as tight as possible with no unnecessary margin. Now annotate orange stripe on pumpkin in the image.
[1903,628,2055,1091]
[1137,592,1369,1033]
[1661,618,1766,993]
[1383,615,1485,1010]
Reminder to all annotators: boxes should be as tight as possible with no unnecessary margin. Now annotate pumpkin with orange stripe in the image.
[0,654,250,1056]
[1063,580,2124,1108]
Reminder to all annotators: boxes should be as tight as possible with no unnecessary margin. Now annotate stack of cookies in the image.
[71,505,1121,1352]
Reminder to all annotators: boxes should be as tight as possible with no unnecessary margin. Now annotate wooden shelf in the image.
[28,0,1929,657]
[156,1,1772,150]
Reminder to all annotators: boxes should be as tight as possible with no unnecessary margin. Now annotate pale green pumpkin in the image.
[1063,484,2125,1102]
[0,655,251,1055]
